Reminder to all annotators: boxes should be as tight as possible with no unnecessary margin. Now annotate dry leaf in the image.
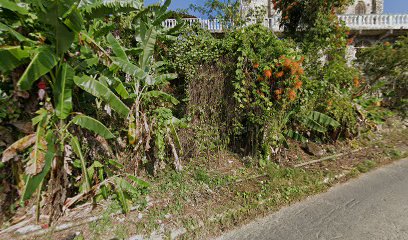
[25,139,47,175]
[2,134,36,163]
[11,121,34,134]
[64,144,73,175]
[167,133,182,171]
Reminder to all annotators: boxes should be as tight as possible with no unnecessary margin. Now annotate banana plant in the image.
[75,0,186,172]
[0,0,145,220]
[117,0,186,172]
[302,111,341,133]
[284,111,340,145]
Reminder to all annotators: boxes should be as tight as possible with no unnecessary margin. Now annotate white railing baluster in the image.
[162,14,408,32]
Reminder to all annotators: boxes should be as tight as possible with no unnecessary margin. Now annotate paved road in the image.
[217,158,408,240]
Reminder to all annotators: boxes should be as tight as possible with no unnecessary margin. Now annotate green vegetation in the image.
[357,37,408,116]
[0,0,406,237]
[83,123,408,239]
[165,0,361,163]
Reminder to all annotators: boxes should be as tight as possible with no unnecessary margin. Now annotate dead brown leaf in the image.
[64,144,73,175]
[1,134,36,163]
[25,138,47,175]
[11,121,34,134]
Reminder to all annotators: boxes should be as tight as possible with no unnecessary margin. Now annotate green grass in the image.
[75,126,408,240]
[356,160,377,173]
[386,149,404,159]
[174,162,330,239]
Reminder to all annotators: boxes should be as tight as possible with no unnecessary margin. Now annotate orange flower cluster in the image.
[280,55,304,75]
[252,55,305,102]
[278,55,305,101]
[353,77,360,88]
[288,89,296,101]
[275,71,284,78]
[264,69,272,79]
[272,0,281,10]
[274,88,283,100]
[294,80,303,89]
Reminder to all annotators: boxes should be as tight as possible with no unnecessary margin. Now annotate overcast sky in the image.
[144,0,408,17]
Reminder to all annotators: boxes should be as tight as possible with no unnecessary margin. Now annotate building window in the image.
[355,1,367,15]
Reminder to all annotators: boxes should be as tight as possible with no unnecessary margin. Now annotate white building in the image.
[344,0,384,15]
[244,0,384,17]
[164,0,407,35]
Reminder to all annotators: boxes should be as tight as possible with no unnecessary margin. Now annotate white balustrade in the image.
[337,14,408,30]
[163,14,408,32]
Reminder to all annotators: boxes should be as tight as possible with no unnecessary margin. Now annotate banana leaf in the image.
[79,0,142,19]
[21,131,56,203]
[99,76,130,99]
[0,23,35,44]
[107,33,128,61]
[70,114,115,139]
[18,46,58,91]
[303,111,341,133]
[143,90,179,105]
[71,136,91,192]
[0,46,31,73]
[36,0,79,55]
[55,63,74,119]
[74,75,130,117]
[0,0,29,15]
[138,24,158,69]
[112,57,145,79]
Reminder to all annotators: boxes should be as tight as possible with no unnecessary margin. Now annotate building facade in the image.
[344,0,384,15]
[244,0,384,17]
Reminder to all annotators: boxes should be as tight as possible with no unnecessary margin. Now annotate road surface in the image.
[217,158,408,240]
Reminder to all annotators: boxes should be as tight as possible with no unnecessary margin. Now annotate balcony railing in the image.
[163,14,408,32]
[338,14,408,30]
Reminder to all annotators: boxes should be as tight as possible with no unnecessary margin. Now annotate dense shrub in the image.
[164,18,360,162]
[357,37,408,115]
